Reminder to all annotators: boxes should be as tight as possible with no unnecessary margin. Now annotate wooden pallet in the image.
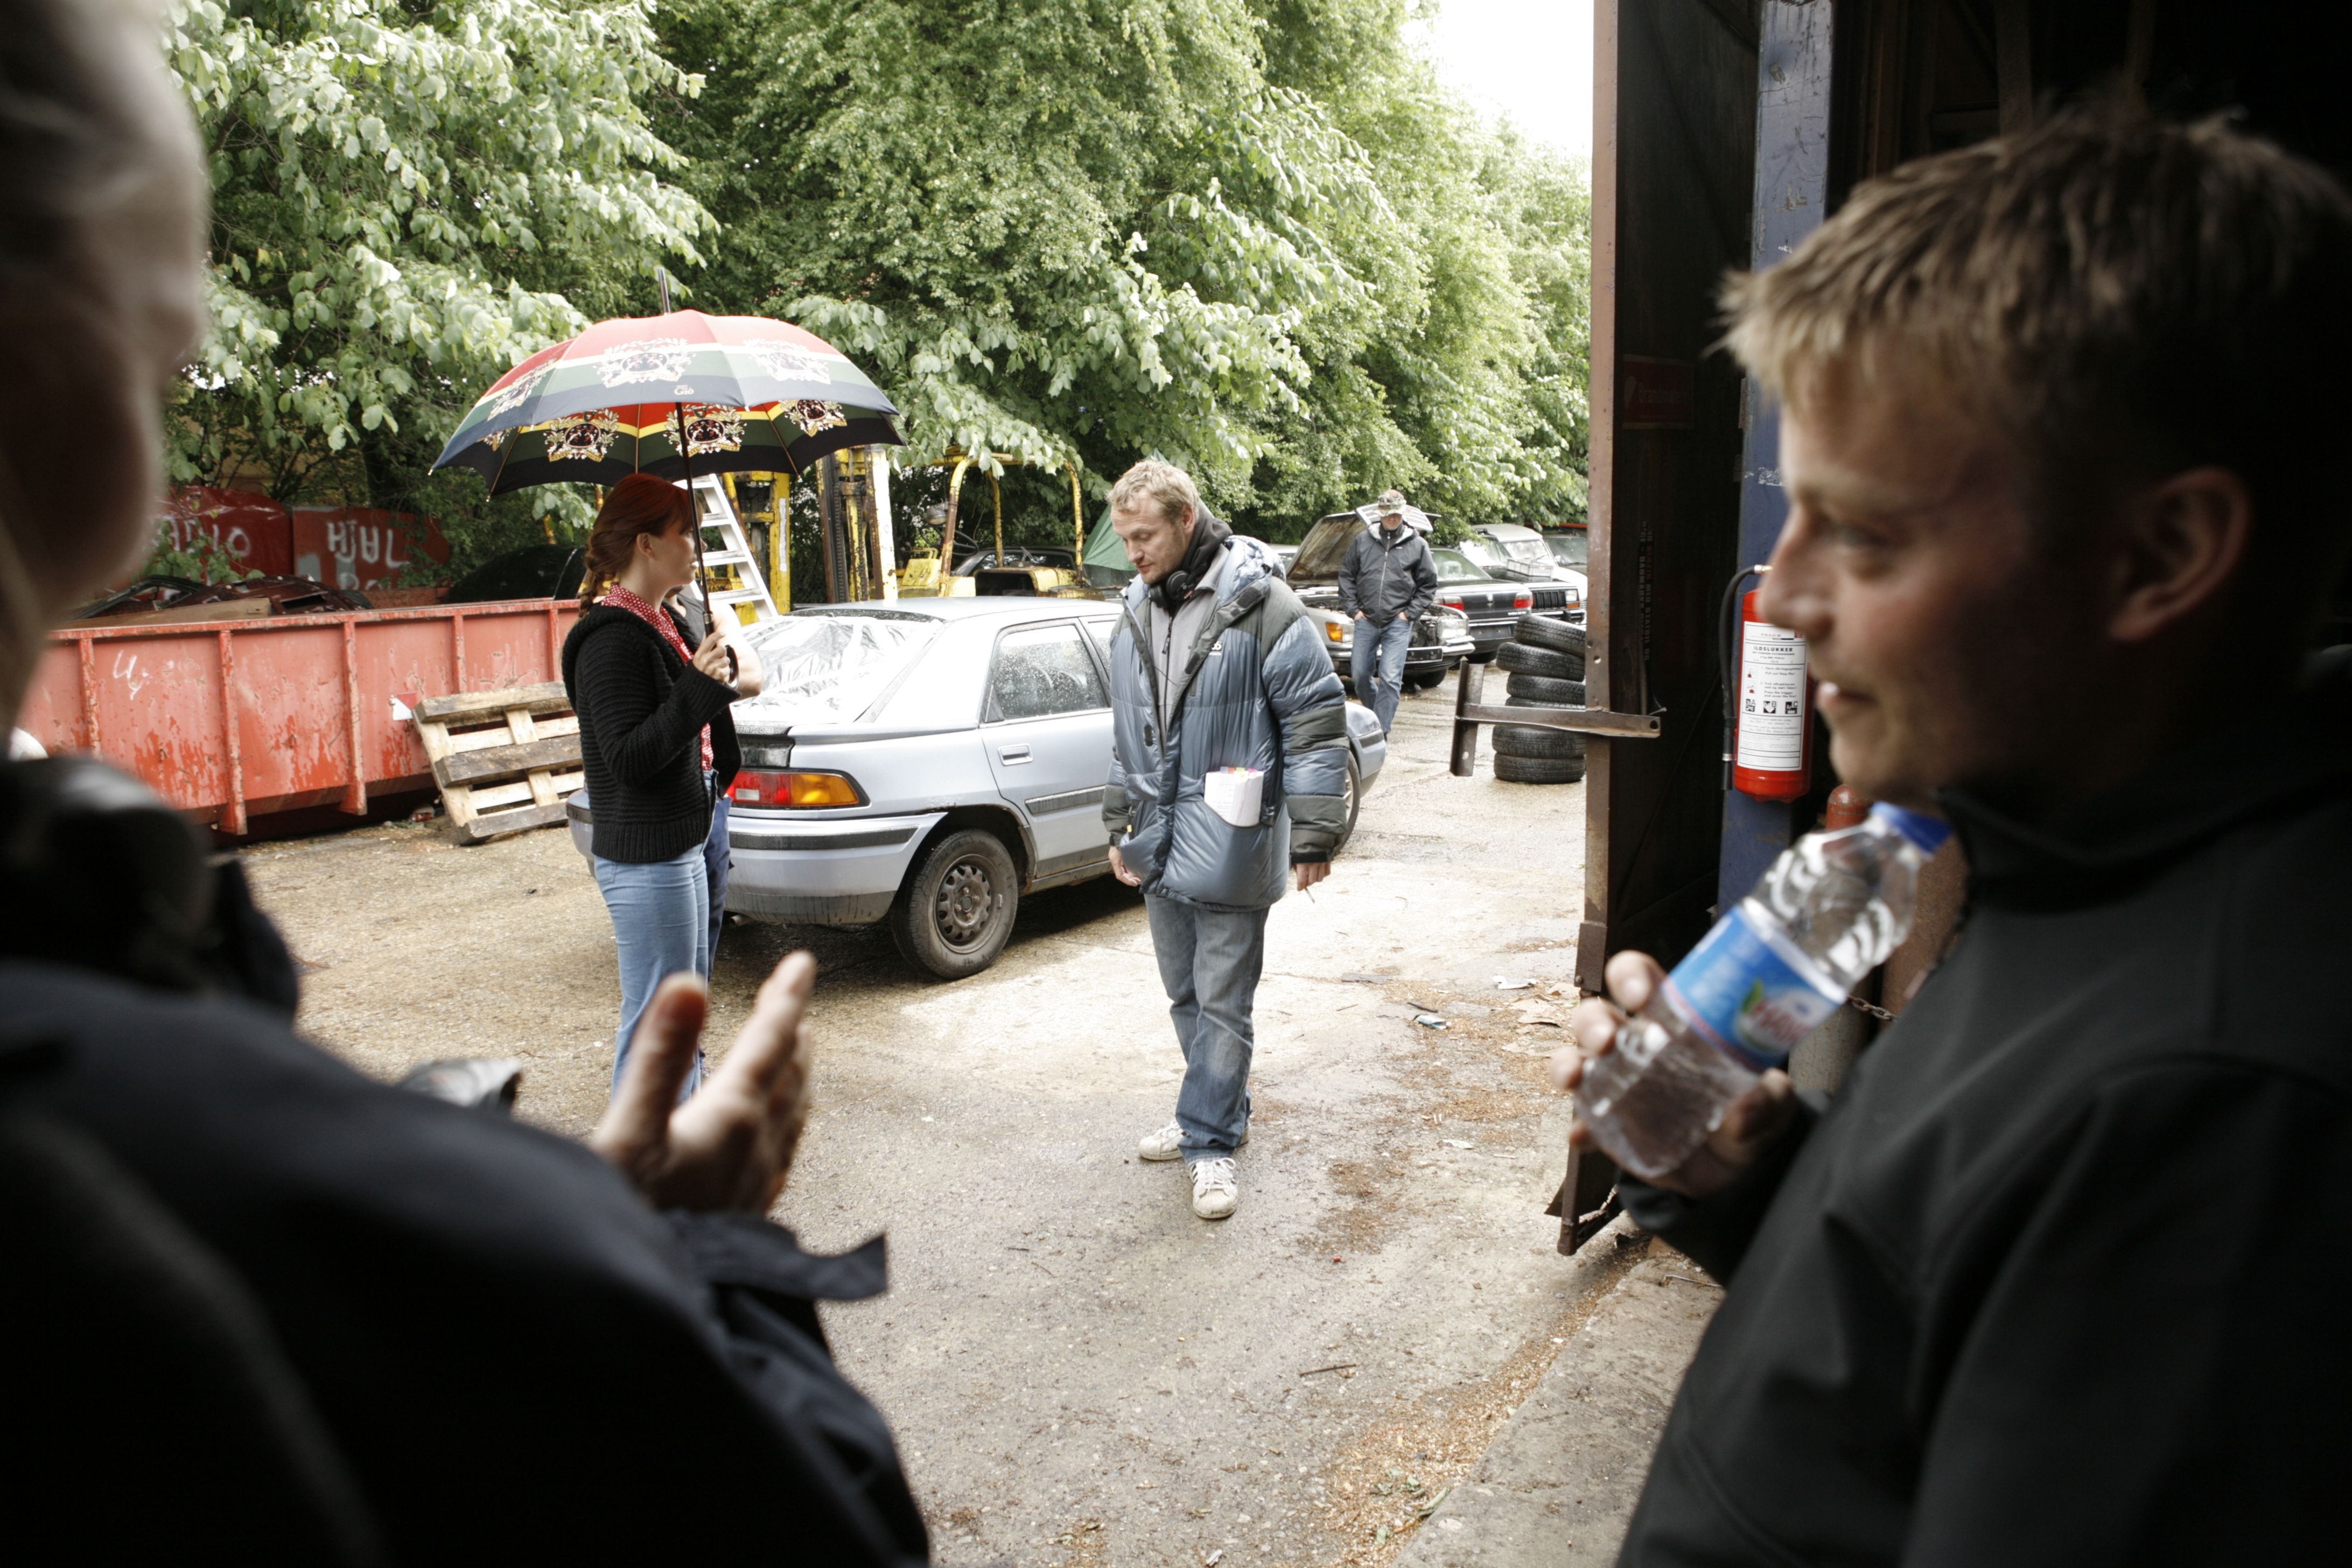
[412,682,583,844]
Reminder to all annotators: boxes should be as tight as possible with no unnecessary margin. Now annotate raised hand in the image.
[589,952,817,1213]
[690,629,733,683]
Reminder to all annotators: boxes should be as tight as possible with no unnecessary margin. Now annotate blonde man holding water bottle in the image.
[1560,111,2352,1564]
[1102,460,1348,1220]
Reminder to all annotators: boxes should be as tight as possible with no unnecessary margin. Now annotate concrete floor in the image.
[250,679,1647,1567]
[1399,1224,1717,1568]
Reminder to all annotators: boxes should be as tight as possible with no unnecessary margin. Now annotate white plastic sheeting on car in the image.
[732,612,940,728]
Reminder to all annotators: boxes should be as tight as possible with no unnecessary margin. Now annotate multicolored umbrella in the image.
[430,309,902,494]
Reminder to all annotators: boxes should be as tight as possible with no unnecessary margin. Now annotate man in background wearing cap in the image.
[1335,489,1438,734]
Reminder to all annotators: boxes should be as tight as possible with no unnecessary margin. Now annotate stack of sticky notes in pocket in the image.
[1204,766,1265,828]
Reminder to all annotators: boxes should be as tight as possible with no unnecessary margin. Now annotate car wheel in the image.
[1514,614,1587,655]
[1494,751,1587,785]
[1505,671,1588,706]
[888,828,1020,979]
[1338,752,1363,846]
[1494,698,1587,760]
[1496,640,1585,681]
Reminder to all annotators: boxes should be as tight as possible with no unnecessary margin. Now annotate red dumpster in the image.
[22,598,579,834]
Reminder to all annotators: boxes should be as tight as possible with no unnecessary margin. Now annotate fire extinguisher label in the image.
[1661,904,1844,1069]
[1737,620,1808,771]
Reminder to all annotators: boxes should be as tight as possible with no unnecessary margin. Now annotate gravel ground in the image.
[248,677,1627,1567]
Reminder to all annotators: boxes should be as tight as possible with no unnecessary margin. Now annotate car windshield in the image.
[731,611,941,727]
[1430,548,1492,585]
[1546,533,1588,569]
[1501,536,1552,565]
[1457,536,1508,571]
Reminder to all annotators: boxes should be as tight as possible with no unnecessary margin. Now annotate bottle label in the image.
[1661,905,1843,1070]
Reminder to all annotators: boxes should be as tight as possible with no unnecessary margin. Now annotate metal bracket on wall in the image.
[1448,659,1661,779]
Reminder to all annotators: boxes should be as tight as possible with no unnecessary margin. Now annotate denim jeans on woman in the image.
[1350,613,1413,733]
[595,843,709,1098]
[1144,894,1268,1160]
[589,775,725,1098]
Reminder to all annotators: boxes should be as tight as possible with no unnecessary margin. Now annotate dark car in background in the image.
[1288,512,1474,691]
[445,543,586,605]
[1428,547,1532,660]
[1460,523,1583,625]
[1541,526,1590,611]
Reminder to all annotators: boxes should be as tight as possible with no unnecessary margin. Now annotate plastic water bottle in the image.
[1577,803,1952,1178]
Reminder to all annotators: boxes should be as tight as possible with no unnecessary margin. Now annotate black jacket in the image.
[1335,523,1438,625]
[1618,656,2352,1566]
[0,960,926,1564]
[563,602,741,863]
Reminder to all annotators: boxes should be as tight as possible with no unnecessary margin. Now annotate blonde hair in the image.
[1720,109,2352,597]
[1109,459,1200,529]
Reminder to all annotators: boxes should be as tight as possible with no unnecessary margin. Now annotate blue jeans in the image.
[594,844,709,1098]
[705,791,732,960]
[1144,895,1268,1161]
[1350,614,1413,732]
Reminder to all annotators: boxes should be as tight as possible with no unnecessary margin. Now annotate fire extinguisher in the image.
[1719,569,1813,801]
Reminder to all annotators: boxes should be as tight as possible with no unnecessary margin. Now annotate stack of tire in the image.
[1490,613,1587,785]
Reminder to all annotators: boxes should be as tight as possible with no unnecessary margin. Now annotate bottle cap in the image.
[1870,801,1952,854]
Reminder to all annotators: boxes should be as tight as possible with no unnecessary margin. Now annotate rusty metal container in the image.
[22,598,578,834]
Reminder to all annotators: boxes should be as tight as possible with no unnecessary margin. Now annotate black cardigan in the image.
[562,604,741,864]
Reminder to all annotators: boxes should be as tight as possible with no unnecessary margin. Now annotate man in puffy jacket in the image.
[1102,460,1349,1220]
[1335,491,1439,733]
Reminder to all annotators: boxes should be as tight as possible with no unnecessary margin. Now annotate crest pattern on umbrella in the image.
[431,309,902,495]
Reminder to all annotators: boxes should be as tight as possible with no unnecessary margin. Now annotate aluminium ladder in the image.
[686,472,782,625]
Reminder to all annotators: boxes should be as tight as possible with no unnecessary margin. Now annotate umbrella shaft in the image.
[676,401,713,616]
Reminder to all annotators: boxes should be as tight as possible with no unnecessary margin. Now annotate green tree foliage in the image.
[164,0,713,566]
[160,0,1586,579]
[655,0,1369,517]
[656,0,1590,544]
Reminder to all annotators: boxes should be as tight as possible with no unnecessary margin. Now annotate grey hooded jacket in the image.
[1102,537,1349,910]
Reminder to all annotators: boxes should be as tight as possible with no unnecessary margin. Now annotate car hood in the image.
[1289,515,1364,583]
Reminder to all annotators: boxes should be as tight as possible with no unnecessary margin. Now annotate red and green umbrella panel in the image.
[431,309,902,494]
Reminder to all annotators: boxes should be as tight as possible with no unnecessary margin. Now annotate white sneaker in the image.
[1138,1121,1248,1161]
[1190,1157,1239,1220]
[1138,1120,1184,1161]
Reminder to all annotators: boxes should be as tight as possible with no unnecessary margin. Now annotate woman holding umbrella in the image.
[564,474,765,1097]
[431,298,902,1096]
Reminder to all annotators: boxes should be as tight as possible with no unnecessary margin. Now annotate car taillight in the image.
[1512,588,1533,610]
[1437,591,1464,607]
[728,770,865,808]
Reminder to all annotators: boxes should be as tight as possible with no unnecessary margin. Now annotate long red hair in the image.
[580,474,693,604]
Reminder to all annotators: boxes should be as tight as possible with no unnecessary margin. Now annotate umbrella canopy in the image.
[432,310,901,494]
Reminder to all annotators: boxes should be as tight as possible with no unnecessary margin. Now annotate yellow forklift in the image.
[896,449,1094,598]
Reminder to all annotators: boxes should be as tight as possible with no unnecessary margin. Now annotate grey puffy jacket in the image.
[1336,524,1439,625]
[1103,538,1350,910]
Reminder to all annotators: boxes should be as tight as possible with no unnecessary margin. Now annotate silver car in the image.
[569,598,1387,979]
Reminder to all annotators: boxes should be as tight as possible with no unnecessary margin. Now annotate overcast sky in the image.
[1411,0,1594,159]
